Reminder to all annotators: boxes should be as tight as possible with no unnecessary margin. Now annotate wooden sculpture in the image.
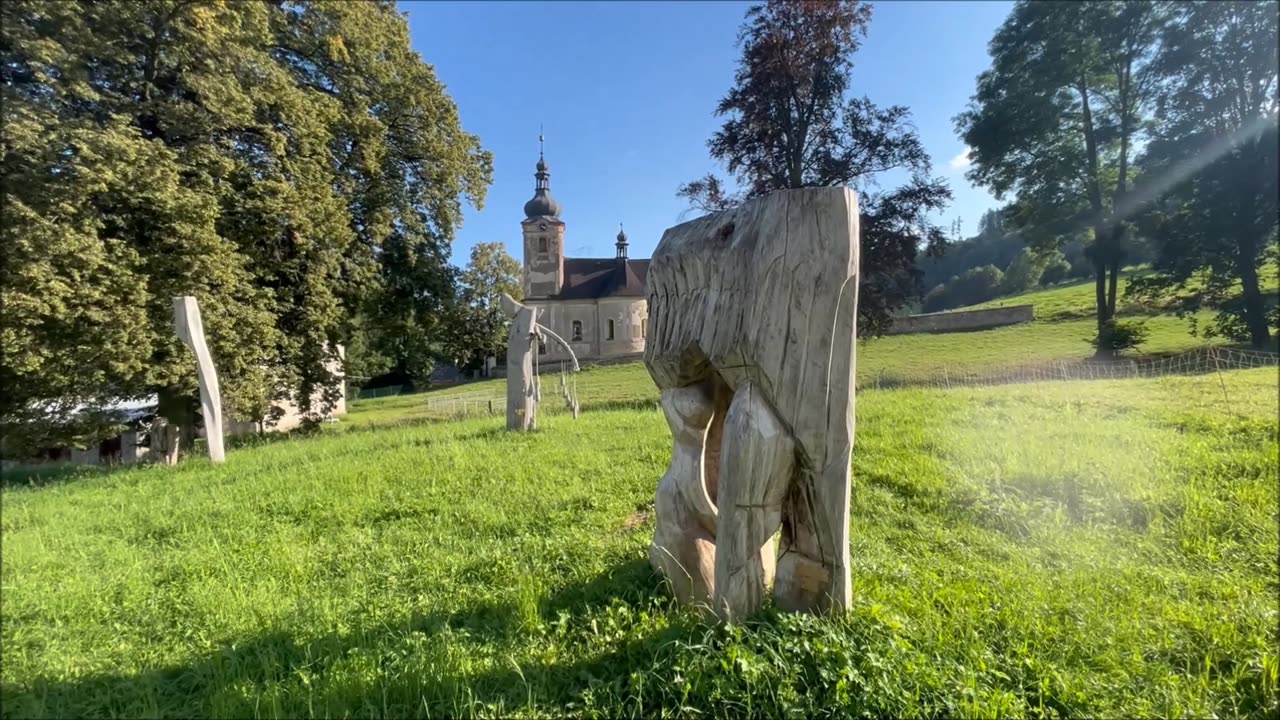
[644,187,860,622]
[173,295,226,463]
[500,293,579,431]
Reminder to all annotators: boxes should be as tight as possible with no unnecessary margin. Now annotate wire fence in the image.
[412,346,1278,421]
[863,346,1278,391]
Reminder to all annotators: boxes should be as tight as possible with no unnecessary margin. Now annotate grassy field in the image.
[342,317,1258,430]
[370,273,1274,416]
[970,265,1280,323]
[3,367,1277,718]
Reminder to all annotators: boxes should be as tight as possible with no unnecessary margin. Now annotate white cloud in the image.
[949,148,973,170]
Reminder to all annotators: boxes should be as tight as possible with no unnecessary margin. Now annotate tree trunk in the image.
[1235,232,1272,349]
[1079,80,1111,358]
[156,386,196,463]
[1107,257,1121,320]
[1092,252,1114,360]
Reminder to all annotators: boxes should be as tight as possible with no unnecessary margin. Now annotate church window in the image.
[538,237,548,253]
[607,319,615,341]
[538,339,546,355]
[571,320,583,342]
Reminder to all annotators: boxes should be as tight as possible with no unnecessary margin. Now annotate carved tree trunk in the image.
[150,418,181,466]
[173,296,226,462]
[501,294,540,432]
[645,187,859,622]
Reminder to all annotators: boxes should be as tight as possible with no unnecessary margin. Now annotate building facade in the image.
[519,147,649,365]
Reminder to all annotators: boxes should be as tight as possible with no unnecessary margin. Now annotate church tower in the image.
[521,133,565,299]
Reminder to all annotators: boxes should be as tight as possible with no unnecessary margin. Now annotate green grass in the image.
[342,316,1254,429]
[377,272,1273,415]
[3,368,1277,718]
[969,265,1280,323]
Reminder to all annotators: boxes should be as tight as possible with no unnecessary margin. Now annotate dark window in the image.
[571,320,583,342]
[538,237,548,253]
[607,319,615,341]
[538,339,546,355]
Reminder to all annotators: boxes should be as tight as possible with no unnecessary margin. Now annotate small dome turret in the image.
[615,222,629,259]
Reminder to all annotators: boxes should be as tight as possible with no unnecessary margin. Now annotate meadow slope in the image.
[3,369,1277,718]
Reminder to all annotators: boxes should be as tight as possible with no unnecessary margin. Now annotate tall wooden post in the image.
[173,296,226,462]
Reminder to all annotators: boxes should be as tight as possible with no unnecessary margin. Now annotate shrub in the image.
[922,265,1006,313]
[1090,319,1150,354]
[1039,255,1072,286]
[1001,248,1048,294]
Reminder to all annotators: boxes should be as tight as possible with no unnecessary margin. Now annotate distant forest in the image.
[915,208,1155,314]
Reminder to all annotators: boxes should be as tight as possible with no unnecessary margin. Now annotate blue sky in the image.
[403,0,1012,268]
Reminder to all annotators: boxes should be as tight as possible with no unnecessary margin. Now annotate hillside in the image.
[968,266,1280,323]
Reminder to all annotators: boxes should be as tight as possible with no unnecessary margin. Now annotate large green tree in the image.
[956,0,1166,355]
[1,0,491,456]
[677,0,952,337]
[440,242,522,374]
[1127,0,1278,349]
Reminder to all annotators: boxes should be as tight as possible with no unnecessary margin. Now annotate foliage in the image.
[440,243,523,373]
[1000,247,1051,295]
[678,0,952,337]
[1126,0,1279,349]
[957,1,1166,348]
[922,265,1004,313]
[1039,252,1073,287]
[340,313,395,382]
[918,209,1022,290]
[4,368,1276,718]
[0,0,491,456]
[1090,319,1151,354]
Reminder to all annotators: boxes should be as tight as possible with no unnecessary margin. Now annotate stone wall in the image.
[885,304,1034,335]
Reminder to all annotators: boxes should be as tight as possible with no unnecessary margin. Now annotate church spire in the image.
[615,222,629,260]
[524,128,561,219]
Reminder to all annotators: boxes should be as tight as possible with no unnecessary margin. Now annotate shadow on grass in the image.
[2,558,704,718]
[0,462,121,490]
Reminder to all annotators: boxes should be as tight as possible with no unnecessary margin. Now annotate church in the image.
[519,144,649,365]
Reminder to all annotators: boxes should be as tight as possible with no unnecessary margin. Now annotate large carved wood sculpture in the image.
[501,294,544,431]
[173,296,226,463]
[500,293,581,432]
[645,187,859,622]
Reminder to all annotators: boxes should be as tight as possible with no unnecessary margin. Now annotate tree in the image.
[956,1,1166,356]
[1127,1,1279,349]
[1039,252,1072,287]
[677,0,952,337]
[441,243,522,373]
[0,0,491,457]
[922,265,1005,313]
[918,207,1024,290]
[1001,247,1051,295]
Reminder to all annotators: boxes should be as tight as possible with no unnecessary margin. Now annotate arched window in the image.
[538,237,548,253]
[571,320,583,342]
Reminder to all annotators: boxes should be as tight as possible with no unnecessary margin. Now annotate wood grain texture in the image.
[644,187,859,619]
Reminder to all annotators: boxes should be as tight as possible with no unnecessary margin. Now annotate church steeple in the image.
[615,222,629,260]
[524,129,562,220]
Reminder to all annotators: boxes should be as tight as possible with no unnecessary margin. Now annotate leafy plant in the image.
[1090,319,1150,354]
